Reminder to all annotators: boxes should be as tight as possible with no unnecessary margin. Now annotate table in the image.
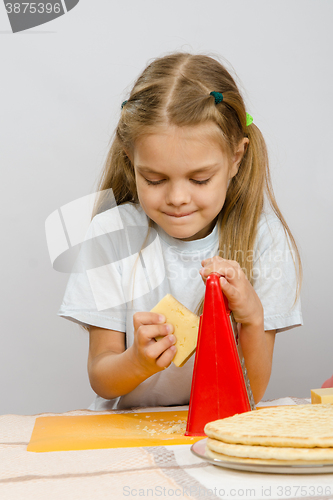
[1,398,332,500]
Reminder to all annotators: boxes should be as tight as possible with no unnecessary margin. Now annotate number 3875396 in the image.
[5,3,62,14]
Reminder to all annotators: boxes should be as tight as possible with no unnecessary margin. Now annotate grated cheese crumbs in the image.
[164,422,186,434]
[140,420,187,435]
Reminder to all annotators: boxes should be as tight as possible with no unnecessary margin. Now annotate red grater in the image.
[185,272,255,436]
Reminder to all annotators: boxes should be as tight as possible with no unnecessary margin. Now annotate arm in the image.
[200,257,276,404]
[88,313,176,400]
[238,325,276,403]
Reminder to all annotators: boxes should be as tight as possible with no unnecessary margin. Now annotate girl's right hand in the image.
[131,312,176,377]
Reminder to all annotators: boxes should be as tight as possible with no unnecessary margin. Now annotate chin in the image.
[169,228,200,241]
[161,226,192,238]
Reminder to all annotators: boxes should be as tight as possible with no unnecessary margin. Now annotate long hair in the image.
[94,53,302,313]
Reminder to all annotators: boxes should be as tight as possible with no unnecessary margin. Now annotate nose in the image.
[165,181,191,206]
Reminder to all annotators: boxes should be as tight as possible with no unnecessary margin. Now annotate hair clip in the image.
[210,91,223,104]
[246,113,253,126]
[121,100,128,109]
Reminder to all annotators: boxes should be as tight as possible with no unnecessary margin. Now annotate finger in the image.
[202,257,240,269]
[154,322,174,340]
[145,334,176,360]
[224,262,243,282]
[156,345,177,369]
[200,257,225,276]
[201,261,242,283]
[201,256,224,267]
[219,276,238,301]
[133,311,166,331]
[136,323,174,346]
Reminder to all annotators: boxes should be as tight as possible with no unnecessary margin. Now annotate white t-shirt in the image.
[58,203,302,410]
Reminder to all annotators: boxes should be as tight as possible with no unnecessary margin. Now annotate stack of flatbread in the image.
[204,404,333,465]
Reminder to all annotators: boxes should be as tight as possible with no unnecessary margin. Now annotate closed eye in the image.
[191,178,211,185]
[145,179,165,185]
[145,178,211,186]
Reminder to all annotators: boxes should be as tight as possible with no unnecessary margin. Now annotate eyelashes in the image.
[144,178,211,186]
[145,179,164,186]
[191,178,211,185]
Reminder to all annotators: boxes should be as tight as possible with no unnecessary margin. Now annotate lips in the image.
[164,212,195,217]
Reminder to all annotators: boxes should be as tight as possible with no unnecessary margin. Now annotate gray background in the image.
[1,0,332,415]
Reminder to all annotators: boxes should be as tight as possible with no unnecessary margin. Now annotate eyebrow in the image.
[136,164,220,175]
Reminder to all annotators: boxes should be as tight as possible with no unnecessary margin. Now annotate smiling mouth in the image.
[164,212,195,218]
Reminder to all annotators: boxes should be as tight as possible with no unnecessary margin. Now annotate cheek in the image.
[135,180,147,205]
[135,177,147,196]
[136,184,159,209]
[206,180,228,209]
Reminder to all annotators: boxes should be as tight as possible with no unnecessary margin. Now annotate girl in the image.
[59,53,302,410]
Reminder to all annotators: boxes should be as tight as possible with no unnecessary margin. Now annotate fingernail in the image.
[166,324,173,333]
[159,315,165,323]
[168,334,175,343]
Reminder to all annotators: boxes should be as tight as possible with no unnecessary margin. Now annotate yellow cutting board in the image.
[27,410,203,452]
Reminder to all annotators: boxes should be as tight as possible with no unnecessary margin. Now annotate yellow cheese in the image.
[151,294,200,367]
[311,388,333,404]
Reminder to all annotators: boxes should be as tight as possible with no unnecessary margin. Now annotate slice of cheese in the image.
[151,294,200,367]
[311,388,333,404]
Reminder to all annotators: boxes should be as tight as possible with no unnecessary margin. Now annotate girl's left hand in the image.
[200,256,263,328]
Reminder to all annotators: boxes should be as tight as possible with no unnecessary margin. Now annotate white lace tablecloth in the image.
[1,397,332,500]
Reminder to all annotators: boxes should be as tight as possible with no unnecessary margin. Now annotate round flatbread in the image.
[205,447,333,466]
[206,438,333,462]
[204,404,333,448]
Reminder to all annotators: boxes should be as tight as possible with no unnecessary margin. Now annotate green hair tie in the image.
[121,100,128,109]
[246,113,253,126]
[210,91,223,104]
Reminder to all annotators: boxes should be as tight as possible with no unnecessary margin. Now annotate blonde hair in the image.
[94,52,302,313]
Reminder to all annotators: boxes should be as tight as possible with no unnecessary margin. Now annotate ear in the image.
[229,138,249,178]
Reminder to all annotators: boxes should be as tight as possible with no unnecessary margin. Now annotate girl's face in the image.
[133,123,247,241]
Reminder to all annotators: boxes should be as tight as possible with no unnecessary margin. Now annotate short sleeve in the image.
[58,207,127,331]
[251,214,303,333]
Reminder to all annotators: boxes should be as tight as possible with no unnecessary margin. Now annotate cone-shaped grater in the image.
[185,273,255,436]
